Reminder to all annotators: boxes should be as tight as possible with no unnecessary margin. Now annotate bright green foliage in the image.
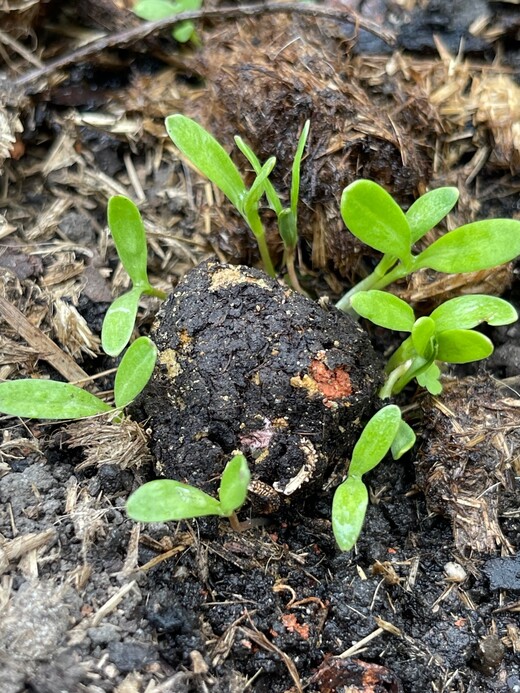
[133,0,202,44]
[102,197,166,357]
[166,114,275,276]
[0,379,113,420]
[336,180,520,311]
[0,336,158,420]
[332,405,413,551]
[351,291,517,397]
[406,187,459,243]
[126,453,250,523]
[114,336,158,408]
[340,179,412,266]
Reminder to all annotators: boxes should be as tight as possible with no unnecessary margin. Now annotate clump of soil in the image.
[133,259,382,513]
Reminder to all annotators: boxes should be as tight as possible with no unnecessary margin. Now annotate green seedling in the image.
[336,180,520,311]
[350,291,517,398]
[102,196,166,357]
[133,0,202,44]
[126,452,251,530]
[235,120,310,292]
[165,114,278,277]
[332,405,414,551]
[0,336,157,420]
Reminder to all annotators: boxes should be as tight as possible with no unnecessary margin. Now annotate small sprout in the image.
[126,452,251,525]
[351,291,518,398]
[336,180,520,311]
[332,405,412,551]
[102,196,166,357]
[133,0,202,44]
[0,336,158,421]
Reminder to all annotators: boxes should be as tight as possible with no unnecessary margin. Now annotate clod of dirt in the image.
[483,555,520,591]
[133,260,382,513]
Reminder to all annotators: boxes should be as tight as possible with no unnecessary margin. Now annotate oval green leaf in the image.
[0,380,113,419]
[114,336,157,409]
[436,329,494,363]
[218,452,251,516]
[166,114,247,212]
[332,476,369,551]
[108,196,149,286]
[101,288,141,357]
[415,219,520,273]
[411,316,436,359]
[126,479,223,522]
[350,290,415,332]
[430,295,518,333]
[416,362,442,395]
[341,180,412,265]
[391,419,416,460]
[349,404,402,477]
[406,187,459,244]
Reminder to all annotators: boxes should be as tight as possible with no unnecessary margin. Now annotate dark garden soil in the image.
[0,1,519,692]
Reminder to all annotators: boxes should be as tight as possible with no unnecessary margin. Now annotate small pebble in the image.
[444,561,467,583]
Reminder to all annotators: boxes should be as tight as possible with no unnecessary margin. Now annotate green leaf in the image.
[349,404,402,477]
[290,119,310,218]
[114,336,157,408]
[332,476,369,551]
[165,115,247,212]
[243,157,277,221]
[430,295,518,332]
[0,380,113,419]
[341,180,412,265]
[436,329,494,363]
[406,187,459,244]
[391,419,416,460]
[218,453,251,516]
[416,362,442,395]
[415,219,520,273]
[101,287,141,357]
[279,209,297,250]
[234,136,283,215]
[134,0,178,20]
[172,20,195,42]
[411,316,436,359]
[126,479,223,522]
[108,196,149,286]
[350,290,416,332]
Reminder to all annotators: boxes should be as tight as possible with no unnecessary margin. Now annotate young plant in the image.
[336,180,520,311]
[332,405,414,551]
[102,196,166,357]
[350,291,518,398]
[133,0,202,44]
[235,120,310,292]
[0,336,157,419]
[165,114,278,277]
[126,451,251,530]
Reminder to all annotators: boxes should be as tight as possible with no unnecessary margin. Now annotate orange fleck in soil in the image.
[281,613,310,640]
[309,360,352,399]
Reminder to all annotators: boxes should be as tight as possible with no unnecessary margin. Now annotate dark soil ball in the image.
[133,260,382,513]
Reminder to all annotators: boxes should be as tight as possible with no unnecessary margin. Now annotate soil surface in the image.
[0,2,519,692]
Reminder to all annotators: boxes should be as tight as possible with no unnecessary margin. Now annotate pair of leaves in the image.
[166,114,277,276]
[351,291,517,395]
[102,197,164,357]
[341,179,520,285]
[0,337,157,420]
[133,0,201,43]
[126,452,251,522]
[332,405,415,551]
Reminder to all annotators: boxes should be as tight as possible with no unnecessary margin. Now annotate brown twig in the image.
[0,295,92,385]
[12,3,395,93]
